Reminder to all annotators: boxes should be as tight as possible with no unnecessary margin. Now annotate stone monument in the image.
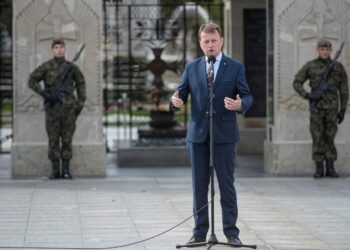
[12,0,105,177]
[265,0,350,175]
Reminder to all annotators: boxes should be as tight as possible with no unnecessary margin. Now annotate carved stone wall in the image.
[12,0,105,177]
[265,0,350,175]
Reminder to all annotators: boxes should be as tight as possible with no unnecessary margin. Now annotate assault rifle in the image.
[44,44,85,112]
[309,41,345,113]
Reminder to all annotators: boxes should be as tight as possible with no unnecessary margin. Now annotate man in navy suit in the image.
[170,23,253,245]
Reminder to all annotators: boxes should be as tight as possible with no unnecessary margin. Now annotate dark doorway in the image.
[243,9,266,117]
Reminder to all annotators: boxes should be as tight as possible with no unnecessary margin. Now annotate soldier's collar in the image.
[53,57,66,64]
[318,57,331,64]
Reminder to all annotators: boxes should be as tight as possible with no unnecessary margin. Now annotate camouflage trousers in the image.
[309,108,338,162]
[45,105,76,161]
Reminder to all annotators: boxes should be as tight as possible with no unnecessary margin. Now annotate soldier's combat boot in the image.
[325,159,339,178]
[62,160,73,179]
[313,161,324,179]
[49,160,60,179]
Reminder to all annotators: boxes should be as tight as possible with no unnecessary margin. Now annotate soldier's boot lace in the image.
[325,160,339,178]
[313,161,324,179]
[49,160,60,179]
[62,160,73,179]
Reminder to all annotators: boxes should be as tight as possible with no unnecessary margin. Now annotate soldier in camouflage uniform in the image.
[293,39,348,178]
[28,39,86,179]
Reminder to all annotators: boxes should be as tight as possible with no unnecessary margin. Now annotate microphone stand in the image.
[176,57,257,250]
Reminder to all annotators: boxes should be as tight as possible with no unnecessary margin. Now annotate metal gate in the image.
[0,0,13,153]
[103,0,223,152]
[0,1,224,153]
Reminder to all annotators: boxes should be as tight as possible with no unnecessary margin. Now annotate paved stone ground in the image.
[0,153,349,250]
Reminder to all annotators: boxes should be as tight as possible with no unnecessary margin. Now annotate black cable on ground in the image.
[0,201,211,249]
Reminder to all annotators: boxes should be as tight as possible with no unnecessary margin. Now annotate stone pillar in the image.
[264,0,350,175]
[230,0,267,154]
[12,0,105,177]
[223,0,232,57]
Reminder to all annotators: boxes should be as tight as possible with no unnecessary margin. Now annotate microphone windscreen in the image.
[208,56,216,64]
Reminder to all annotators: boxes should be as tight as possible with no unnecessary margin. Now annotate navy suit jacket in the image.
[175,54,253,144]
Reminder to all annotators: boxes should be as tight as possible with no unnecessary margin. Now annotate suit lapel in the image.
[199,57,209,93]
[213,56,227,92]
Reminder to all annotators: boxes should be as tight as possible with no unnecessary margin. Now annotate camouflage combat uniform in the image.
[293,57,348,162]
[28,57,86,161]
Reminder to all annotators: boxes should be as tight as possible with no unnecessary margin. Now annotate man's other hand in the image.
[224,94,241,111]
[337,109,346,124]
[75,104,83,117]
[171,91,184,108]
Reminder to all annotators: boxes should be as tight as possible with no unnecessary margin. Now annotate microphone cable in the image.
[0,201,211,250]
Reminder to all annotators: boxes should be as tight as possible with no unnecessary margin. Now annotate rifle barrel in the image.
[72,44,85,62]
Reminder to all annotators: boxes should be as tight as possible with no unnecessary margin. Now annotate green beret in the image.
[51,38,65,48]
[317,39,332,48]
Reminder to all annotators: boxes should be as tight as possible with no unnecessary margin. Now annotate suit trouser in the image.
[187,138,240,238]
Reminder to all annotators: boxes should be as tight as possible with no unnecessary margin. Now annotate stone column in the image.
[230,0,267,154]
[264,0,350,175]
[12,0,105,177]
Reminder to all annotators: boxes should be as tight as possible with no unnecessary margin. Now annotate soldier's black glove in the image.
[40,91,57,102]
[75,104,83,117]
[337,109,346,124]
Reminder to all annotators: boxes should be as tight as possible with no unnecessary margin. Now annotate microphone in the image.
[207,55,216,65]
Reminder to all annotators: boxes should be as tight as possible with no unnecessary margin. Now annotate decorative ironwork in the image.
[133,41,179,110]
[103,1,223,151]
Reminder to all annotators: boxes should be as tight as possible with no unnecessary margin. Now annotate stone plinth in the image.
[119,124,188,167]
[138,125,187,139]
[118,146,189,167]
[12,144,105,178]
[238,128,265,154]
[264,141,350,175]
[11,0,105,177]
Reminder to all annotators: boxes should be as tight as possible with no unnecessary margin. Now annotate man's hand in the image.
[75,104,83,117]
[171,91,184,108]
[224,94,241,111]
[337,109,346,124]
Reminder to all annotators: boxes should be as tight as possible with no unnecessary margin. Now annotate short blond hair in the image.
[317,39,332,48]
[198,23,222,41]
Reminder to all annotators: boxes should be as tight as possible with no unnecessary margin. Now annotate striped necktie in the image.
[207,64,214,89]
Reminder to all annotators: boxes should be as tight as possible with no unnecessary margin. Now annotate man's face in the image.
[199,30,224,57]
[317,47,332,59]
[52,44,66,58]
